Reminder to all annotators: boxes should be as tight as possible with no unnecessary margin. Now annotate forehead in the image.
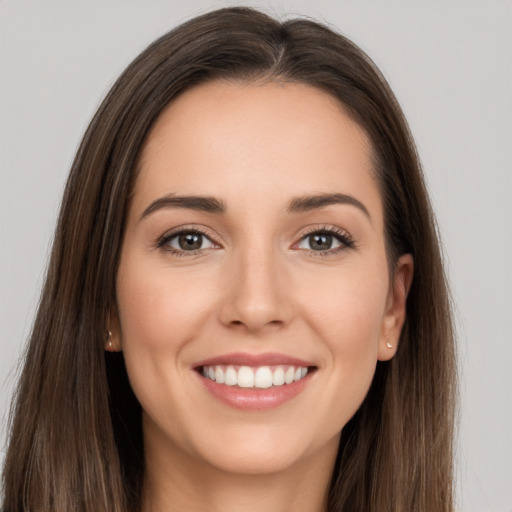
[134,80,382,226]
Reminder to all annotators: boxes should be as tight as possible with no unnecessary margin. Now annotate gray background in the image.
[1,1,511,510]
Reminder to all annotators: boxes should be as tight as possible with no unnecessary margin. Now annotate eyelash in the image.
[156,226,218,257]
[296,225,356,256]
[155,225,356,257]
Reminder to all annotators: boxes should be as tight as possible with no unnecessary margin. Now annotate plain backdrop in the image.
[1,1,511,511]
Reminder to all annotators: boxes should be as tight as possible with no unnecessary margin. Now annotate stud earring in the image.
[105,331,114,352]
[386,342,393,349]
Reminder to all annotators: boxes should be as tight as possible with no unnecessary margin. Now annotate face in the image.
[112,81,412,477]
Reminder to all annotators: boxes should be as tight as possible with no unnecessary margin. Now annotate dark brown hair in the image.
[2,7,456,512]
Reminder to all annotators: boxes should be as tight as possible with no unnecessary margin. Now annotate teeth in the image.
[225,366,237,386]
[238,366,255,388]
[254,367,273,388]
[272,366,285,386]
[201,364,310,388]
[284,366,295,384]
[215,366,225,384]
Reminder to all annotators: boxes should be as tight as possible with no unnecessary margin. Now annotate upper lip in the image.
[193,352,316,369]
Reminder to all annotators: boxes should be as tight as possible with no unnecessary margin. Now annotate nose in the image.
[218,244,294,333]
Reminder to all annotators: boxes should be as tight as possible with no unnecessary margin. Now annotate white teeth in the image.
[201,364,310,388]
[284,366,295,384]
[254,367,273,389]
[272,366,285,386]
[224,365,237,386]
[238,366,255,388]
[215,366,225,384]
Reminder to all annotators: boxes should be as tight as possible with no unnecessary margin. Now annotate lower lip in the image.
[197,372,314,410]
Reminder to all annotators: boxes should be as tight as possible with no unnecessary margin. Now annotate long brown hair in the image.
[2,7,456,512]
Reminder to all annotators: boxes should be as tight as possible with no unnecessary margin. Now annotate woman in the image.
[1,7,456,512]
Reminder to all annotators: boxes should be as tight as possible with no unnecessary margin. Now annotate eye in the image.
[295,228,354,253]
[159,230,216,253]
[298,233,341,251]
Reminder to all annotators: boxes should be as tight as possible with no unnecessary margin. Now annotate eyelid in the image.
[292,224,356,253]
[153,223,355,255]
[155,225,222,253]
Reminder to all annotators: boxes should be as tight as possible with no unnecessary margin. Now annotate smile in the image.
[194,353,317,410]
[201,365,309,388]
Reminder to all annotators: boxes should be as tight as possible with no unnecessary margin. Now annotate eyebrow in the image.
[139,192,370,221]
[139,194,226,220]
[287,193,371,219]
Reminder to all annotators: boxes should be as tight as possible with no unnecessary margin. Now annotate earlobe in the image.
[105,308,122,352]
[378,253,414,361]
[105,331,116,352]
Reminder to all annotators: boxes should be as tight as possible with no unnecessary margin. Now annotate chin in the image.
[199,442,311,476]
[182,421,341,477]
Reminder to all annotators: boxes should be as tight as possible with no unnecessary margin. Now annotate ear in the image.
[378,253,414,361]
[105,307,122,352]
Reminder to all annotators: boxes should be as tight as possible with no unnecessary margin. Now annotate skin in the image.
[110,81,413,512]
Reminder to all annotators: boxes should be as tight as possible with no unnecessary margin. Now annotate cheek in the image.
[114,258,220,430]
[297,260,389,396]
[304,266,388,346]
[116,260,216,354]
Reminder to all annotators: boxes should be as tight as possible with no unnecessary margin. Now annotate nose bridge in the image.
[220,236,291,331]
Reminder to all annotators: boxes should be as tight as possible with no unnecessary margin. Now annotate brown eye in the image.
[165,231,215,252]
[309,234,334,251]
[298,232,342,252]
[178,233,203,250]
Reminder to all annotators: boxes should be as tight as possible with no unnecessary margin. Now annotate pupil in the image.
[310,234,332,250]
[179,233,202,250]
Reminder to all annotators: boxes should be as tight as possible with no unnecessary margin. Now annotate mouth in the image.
[193,353,318,410]
[198,364,315,388]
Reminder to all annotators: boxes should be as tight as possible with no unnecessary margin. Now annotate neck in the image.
[141,430,338,512]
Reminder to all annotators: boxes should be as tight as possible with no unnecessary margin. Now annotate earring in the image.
[386,342,393,349]
[105,331,114,352]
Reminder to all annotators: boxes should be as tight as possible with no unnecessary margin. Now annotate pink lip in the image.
[193,352,317,411]
[193,351,316,368]
[198,375,313,410]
